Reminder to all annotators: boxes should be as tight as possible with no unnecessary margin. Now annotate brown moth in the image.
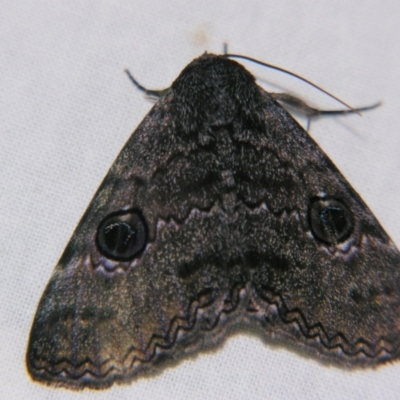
[27,53,400,390]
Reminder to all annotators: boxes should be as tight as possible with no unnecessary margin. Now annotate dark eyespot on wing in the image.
[96,209,148,261]
[309,198,353,245]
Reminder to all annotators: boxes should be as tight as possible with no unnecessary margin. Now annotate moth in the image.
[27,53,400,390]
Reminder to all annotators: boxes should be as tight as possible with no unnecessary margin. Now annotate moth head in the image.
[309,197,353,245]
[96,209,148,261]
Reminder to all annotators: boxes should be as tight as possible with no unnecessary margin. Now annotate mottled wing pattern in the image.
[27,54,400,389]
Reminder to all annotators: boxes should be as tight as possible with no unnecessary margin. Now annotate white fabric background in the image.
[1,0,400,399]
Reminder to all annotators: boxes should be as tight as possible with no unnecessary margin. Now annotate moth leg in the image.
[270,92,380,130]
[124,69,169,100]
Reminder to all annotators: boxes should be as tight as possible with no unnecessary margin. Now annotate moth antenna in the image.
[223,43,228,55]
[124,69,169,99]
[225,54,363,115]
